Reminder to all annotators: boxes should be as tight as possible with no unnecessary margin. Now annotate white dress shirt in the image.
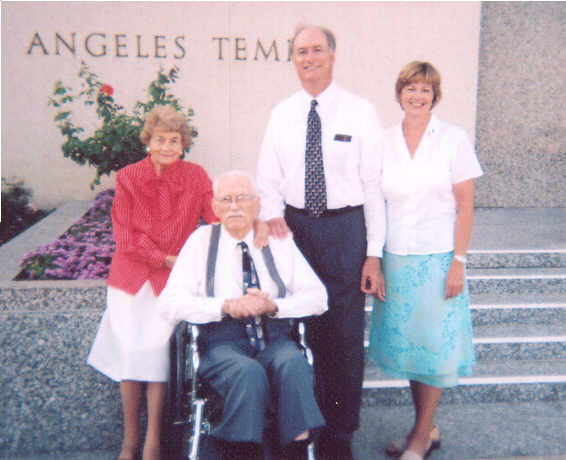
[158,224,328,325]
[382,115,483,255]
[256,82,386,257]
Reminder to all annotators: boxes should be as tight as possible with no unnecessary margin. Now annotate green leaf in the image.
[54,111,71,121]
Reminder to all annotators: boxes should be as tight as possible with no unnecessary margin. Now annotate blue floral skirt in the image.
[368,251,475,388]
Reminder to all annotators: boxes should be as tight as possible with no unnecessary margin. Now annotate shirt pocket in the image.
[322,130,358,171]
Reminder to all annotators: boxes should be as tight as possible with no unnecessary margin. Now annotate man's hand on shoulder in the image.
[252,219,270,249]
[266,217,291,239]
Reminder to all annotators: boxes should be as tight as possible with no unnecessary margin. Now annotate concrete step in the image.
[362,360,566,406]
[365,296,566,329]
[468,267,566,295]
[468,249,566,268]
[364,359,566,388]
[363,332,566,362]
[474,336,566,362]
[473,322,566,339]
[471,296,566,327]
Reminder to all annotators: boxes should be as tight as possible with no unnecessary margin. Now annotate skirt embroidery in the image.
[368,251,475,388]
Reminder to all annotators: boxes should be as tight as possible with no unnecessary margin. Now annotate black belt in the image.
[286,204,362,218]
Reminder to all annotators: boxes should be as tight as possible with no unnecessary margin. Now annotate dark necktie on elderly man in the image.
[305,100,327,217]
[238,241,265,351]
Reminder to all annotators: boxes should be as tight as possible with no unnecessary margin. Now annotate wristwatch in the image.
[454,254,467,264]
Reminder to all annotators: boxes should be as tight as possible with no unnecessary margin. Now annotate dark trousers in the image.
[285,205,367,436]
[199,337,325,447]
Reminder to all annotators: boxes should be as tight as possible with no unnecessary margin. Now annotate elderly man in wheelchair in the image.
[158,170,327,460]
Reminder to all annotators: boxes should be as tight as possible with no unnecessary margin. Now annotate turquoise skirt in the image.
[368,251,475,388]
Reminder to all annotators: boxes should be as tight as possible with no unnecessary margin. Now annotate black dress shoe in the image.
[315,429,354,460]
[198,435,226,460]
[316,435,354,460]
[279,440,309,460]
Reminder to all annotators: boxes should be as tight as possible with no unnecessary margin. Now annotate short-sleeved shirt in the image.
[382,115,483,255]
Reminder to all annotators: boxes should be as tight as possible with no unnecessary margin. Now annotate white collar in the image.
[220,226,255,250]
[300,81,337,111]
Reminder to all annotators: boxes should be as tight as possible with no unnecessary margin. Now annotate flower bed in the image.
[17,189,115,280]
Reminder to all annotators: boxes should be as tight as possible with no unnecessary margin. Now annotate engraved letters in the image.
[27,32,290,62]
[26,32,186,59]
[212,36,292,62]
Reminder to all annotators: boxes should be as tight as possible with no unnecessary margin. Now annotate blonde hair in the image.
[140,105,192,150]
[395,61,442,109]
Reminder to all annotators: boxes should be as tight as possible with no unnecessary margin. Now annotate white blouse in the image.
[381,115,483,255]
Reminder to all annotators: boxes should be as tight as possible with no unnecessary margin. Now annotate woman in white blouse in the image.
[368,61,483,460]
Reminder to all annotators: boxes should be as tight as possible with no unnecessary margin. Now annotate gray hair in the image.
[213,170,257,196]
[291,24,336,53]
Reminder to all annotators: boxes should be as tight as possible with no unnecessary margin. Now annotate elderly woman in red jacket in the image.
[88,105,219,460]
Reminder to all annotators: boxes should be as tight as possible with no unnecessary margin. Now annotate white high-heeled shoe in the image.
[386,425,441,458]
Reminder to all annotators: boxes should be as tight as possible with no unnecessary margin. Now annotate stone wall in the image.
[2,2,481,210]
[475,2,566,207]
[0,281,122,456]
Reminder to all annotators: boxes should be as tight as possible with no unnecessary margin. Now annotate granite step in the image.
[470,295,566,326]
[473,322,566,339]
[364,332,566,362]
[363,331,566,361]
[362,359,566,406]
[365,296,566,328]
[362,289,566,406]
[467,267,566,295]
[468,249,566,269]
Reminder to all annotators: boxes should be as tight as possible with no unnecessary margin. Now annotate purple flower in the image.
[18,188,116,280]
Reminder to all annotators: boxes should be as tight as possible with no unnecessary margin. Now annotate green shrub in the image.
[1,179,50,245]
[48,62,197,189]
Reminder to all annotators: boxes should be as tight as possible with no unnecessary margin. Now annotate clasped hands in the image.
[222,288,277,319]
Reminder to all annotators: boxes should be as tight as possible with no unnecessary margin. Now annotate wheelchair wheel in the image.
[164,322,191,460]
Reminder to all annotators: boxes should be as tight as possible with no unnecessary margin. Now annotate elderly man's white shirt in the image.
[158,224,329,324]
[257,82,386,257]
[382,115,483,255]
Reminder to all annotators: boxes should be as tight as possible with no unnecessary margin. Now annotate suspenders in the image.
[205,224,286,297]
[203,224,290,349]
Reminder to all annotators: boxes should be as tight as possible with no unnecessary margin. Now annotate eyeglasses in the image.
[215,194,255,206]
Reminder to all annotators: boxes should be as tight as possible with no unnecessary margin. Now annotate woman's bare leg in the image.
[142,382,167,460]
[405,380,442,455]
[119,380,143,459]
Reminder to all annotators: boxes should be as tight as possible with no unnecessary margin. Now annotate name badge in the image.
[334,134,352,142]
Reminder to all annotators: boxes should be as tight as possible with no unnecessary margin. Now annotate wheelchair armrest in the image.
[296,320,314,366]
[189,324,200,399]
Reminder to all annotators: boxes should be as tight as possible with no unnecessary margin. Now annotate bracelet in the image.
[454,254,467,264]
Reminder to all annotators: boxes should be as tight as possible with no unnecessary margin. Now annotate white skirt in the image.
[87,281,176,382]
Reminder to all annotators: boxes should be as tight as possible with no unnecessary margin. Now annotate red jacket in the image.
[107,156,217,296]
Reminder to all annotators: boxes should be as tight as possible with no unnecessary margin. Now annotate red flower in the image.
[100,84,114,96]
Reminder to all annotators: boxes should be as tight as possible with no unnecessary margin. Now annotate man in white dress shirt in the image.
[158,170,327,460]
[256,25,386,459]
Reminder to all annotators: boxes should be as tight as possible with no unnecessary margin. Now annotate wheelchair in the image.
[165,320,317,460]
